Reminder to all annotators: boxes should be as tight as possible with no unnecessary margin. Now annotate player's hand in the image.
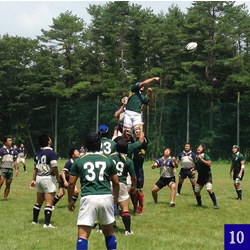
[64,181,69,187]
[229,173,232,179]
[154,77,160,81]
[238,174,242,179]
[29,180,36,189]
[148,88,153,92]
[197,154,203,160]
[131,187,137,195]
[151,164,157,169]
[15,170,19,176]
[68,201,75,212]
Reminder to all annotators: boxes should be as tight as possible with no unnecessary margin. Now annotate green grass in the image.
[0,159,249,250]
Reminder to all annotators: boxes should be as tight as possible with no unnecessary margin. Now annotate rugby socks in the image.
[33,204,41,223]
[138,193,144,214]
[73,195,78,203]
[177,183,182,194]
[196,195,202,206]
[53,195,61,206]
[209,192,217,205]
[192,185,195,193]
[77,238,88,250]
[122,211,131,232]
[236,188,242,199]
[105,235,117,250]
[130,192,138,213]
[23,165,26,172]
[44,206,53,226]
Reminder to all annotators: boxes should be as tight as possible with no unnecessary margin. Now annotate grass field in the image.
[0,159,249,250]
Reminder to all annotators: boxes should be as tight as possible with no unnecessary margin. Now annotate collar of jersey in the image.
[115,151,127,156]
[183,150,192,154]
[86,151,102,155]
[41,147,53,150]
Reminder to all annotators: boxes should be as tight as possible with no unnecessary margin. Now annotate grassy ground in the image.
[0,159,249,250]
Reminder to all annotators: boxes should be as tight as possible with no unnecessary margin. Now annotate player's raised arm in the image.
[138,77,159,89]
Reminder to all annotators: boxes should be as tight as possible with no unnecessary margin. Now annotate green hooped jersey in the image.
[195,154,211,175]
[70,152,117,197]
[126,84,150,113]
[109,153,136,184]
[232,152,244,172]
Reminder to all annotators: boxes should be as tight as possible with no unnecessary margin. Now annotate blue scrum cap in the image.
[98,125,109,133]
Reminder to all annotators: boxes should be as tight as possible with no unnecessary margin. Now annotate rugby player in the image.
[192,144,219,209]
[0,135,19,201]
[176,143,196,196]
[53,147,80,209]
[30,134,60,228]
[109,139,137,235]
[229,145,245,200]
[67,132,119,250]
[151,147,178,207]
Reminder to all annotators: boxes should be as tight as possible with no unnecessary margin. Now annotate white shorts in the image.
[36,175,56,193]
[126,173,132,186]
[77,194,114,227]
[123,110,143,128]
[118,183,130,203]
[17,157,25,165]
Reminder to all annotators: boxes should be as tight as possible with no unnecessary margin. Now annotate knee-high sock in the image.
[122,211,131,232]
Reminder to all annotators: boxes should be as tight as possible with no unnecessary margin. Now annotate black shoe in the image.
[196,204,202,207]
[236,197,242,200]
[214,204,219,209]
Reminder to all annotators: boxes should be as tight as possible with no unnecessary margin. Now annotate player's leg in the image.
[3,177,12,200]
[137,169,144,215]
[122,111,133,136]
[53,187,65,207]
[177,177,184,195]
[99,195,117,249]
[189,177,196,194]
[169,181,176,207]
[44,192,56,227]
[101,224,117,250]
[77,225,92,250]
[194,180,203,206]
[151,184,161,204]
[32,192,45,224]
[119,198,133,234]
[205,182,219,209]
[22,159,27,172]
[234,172,243,200]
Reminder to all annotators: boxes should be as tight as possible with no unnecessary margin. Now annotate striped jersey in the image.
[34,147,58,176]
[0,146,18,169]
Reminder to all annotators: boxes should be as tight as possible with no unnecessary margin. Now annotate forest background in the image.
[1,1,250,160]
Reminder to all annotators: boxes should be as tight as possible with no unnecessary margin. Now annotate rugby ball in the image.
[185,42,197,52]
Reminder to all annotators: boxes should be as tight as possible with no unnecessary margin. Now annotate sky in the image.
[0,0,249,39]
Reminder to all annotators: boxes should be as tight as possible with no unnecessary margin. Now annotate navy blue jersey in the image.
[177,151,196,169]
[17,148,27,158]
[62,159,73,177]
[156,156,175,178]
[0,147,18,169]
[34,147,58,176]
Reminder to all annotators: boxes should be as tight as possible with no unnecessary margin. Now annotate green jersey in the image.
[126,84,150,113]
[231,152,244,172]
[127,140,142,159]
[109,153,136,184]
[100,138,116,156]
[195,154,211,176]
[70,153,117,197]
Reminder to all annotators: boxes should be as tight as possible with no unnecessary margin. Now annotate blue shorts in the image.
[155,176,175,189]
[178,168,195,179]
